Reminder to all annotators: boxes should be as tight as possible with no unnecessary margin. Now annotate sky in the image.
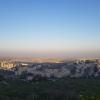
[0,0,100,58]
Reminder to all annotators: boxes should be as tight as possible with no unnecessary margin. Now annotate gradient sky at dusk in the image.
[0,0,100,58]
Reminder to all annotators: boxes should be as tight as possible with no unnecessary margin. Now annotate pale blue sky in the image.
[0,0,100,58]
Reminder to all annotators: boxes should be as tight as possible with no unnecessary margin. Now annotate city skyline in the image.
[0,0,100,58]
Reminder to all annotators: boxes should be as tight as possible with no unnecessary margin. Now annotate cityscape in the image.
[0,0,100,100]
[0,58,100,80]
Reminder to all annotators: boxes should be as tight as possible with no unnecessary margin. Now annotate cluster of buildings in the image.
[0,61,16,70]
[14,59,100,78]
[0,59,100,81]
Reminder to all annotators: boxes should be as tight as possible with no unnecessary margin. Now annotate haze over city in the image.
[0,0,100,58]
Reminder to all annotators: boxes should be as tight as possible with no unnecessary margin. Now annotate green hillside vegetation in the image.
[0,78,100,100]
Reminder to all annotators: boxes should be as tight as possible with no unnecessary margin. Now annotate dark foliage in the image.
[0,78,100,100]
